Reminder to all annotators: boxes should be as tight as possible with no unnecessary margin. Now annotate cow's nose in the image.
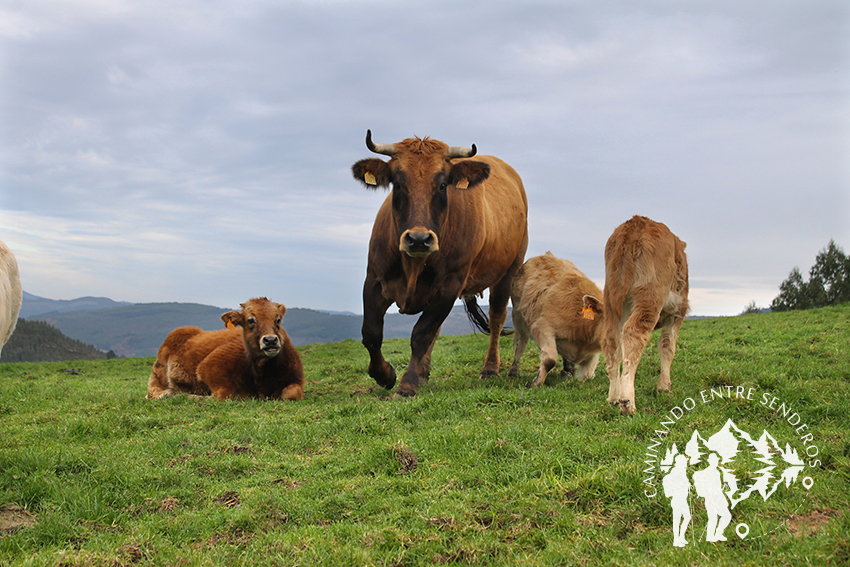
[262,335,280,347]
[404,231,435,251]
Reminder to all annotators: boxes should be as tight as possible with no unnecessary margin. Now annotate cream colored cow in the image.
[509,252,604,387]
[0,239,22,358]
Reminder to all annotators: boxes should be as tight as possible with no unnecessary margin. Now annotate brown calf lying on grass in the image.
[146,297,305,400]
[602,216,689,414]
[509,252,604,387]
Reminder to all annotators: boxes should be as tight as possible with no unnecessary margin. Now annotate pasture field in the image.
[1,304,848,566]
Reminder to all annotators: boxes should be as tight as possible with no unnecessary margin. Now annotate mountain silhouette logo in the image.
[657,418,812,547]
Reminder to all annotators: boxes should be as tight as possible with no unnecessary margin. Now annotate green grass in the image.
[1,304,848,566]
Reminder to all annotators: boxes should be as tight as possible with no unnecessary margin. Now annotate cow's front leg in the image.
[394,298,455,398]
[362,276,396,390]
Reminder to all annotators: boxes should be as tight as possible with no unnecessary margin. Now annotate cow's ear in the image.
[221,310,244,328]
[581,295,603,321]
[276,303,287,318]
[352,158,392,189]
[449,161,490,189]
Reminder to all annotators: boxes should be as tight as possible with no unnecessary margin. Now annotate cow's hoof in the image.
[608,399,635,415]
[479,369,498,380]
[525,380,542,389]
[392,384,418,399]
[370,364,397,390]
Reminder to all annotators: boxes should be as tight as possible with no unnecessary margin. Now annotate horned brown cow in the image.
[602,216,689,414]
[508,252,604,387]
[352,130,528,397]
[146,297,304,401]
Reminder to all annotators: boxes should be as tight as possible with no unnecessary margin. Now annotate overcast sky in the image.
[1,0,848,317]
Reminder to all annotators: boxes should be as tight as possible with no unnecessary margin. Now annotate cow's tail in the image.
[463,296,514,336]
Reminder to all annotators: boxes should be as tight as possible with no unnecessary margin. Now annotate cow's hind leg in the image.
[657,315,683,393]
[480,258,521,379]
[418,328,441,382]
[362,276,396,390]
[279,383,304,401]
[529,328,557,387]
[602,311,624,408]
[146,359,173,399]
[575,352,601,381]
[560,360,576,377]
[617,300,661,414]
[508,310,530,378]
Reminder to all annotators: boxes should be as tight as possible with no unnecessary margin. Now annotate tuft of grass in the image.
[0,304,847,565]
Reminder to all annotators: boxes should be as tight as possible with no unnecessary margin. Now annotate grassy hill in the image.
[0,304,847,565]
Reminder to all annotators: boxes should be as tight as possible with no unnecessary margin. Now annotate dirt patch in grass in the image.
[214,491,241,509]
[786,508,842,537]
[0,505,37,534]
[393,442,419,475]
[159,497,180,512]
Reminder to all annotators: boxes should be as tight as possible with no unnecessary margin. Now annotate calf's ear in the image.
[581,295,603,320]
[221,310,244,328]
[352,158,392,189]
[276,303,287,318]
[449,161,490,189]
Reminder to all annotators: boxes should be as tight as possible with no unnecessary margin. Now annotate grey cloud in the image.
[1,0,847,314]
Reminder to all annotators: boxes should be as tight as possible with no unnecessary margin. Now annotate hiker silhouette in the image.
[662,453,692,547]
[693,453,732,542]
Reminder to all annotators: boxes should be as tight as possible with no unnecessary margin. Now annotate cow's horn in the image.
[366,129,396,156]
[447,144,477,158]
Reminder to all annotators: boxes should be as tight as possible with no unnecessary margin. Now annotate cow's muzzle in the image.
[260,335,281,357]
[400,229,439,257]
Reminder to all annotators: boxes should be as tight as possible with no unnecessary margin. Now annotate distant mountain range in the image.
[19,293,488,358]
[19,291,133,318]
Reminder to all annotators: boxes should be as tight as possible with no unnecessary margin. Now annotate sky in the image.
[1,0,848,317]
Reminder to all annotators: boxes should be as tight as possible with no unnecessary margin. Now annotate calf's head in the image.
[352,130,491,258]
[221,297,287,359]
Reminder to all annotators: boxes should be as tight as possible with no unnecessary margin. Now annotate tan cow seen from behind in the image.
[509,252,604,387]
[147,297,305,401]
[602,216,689,414]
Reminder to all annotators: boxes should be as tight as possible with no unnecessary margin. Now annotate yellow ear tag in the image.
[226,321,236,330]
[364,172,377,186]
[455,178,469,189]
[581,306,596,321]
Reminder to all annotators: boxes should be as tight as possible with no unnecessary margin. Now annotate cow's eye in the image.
[439,182,448,193]
[275,317,281,327]
[247,317,256,328]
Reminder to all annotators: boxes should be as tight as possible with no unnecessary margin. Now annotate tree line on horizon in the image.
[767,240,850,312]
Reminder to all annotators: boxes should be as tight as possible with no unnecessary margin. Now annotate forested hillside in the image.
[0,319,110,363]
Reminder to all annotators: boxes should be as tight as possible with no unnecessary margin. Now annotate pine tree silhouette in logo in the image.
[660,419,807,547]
